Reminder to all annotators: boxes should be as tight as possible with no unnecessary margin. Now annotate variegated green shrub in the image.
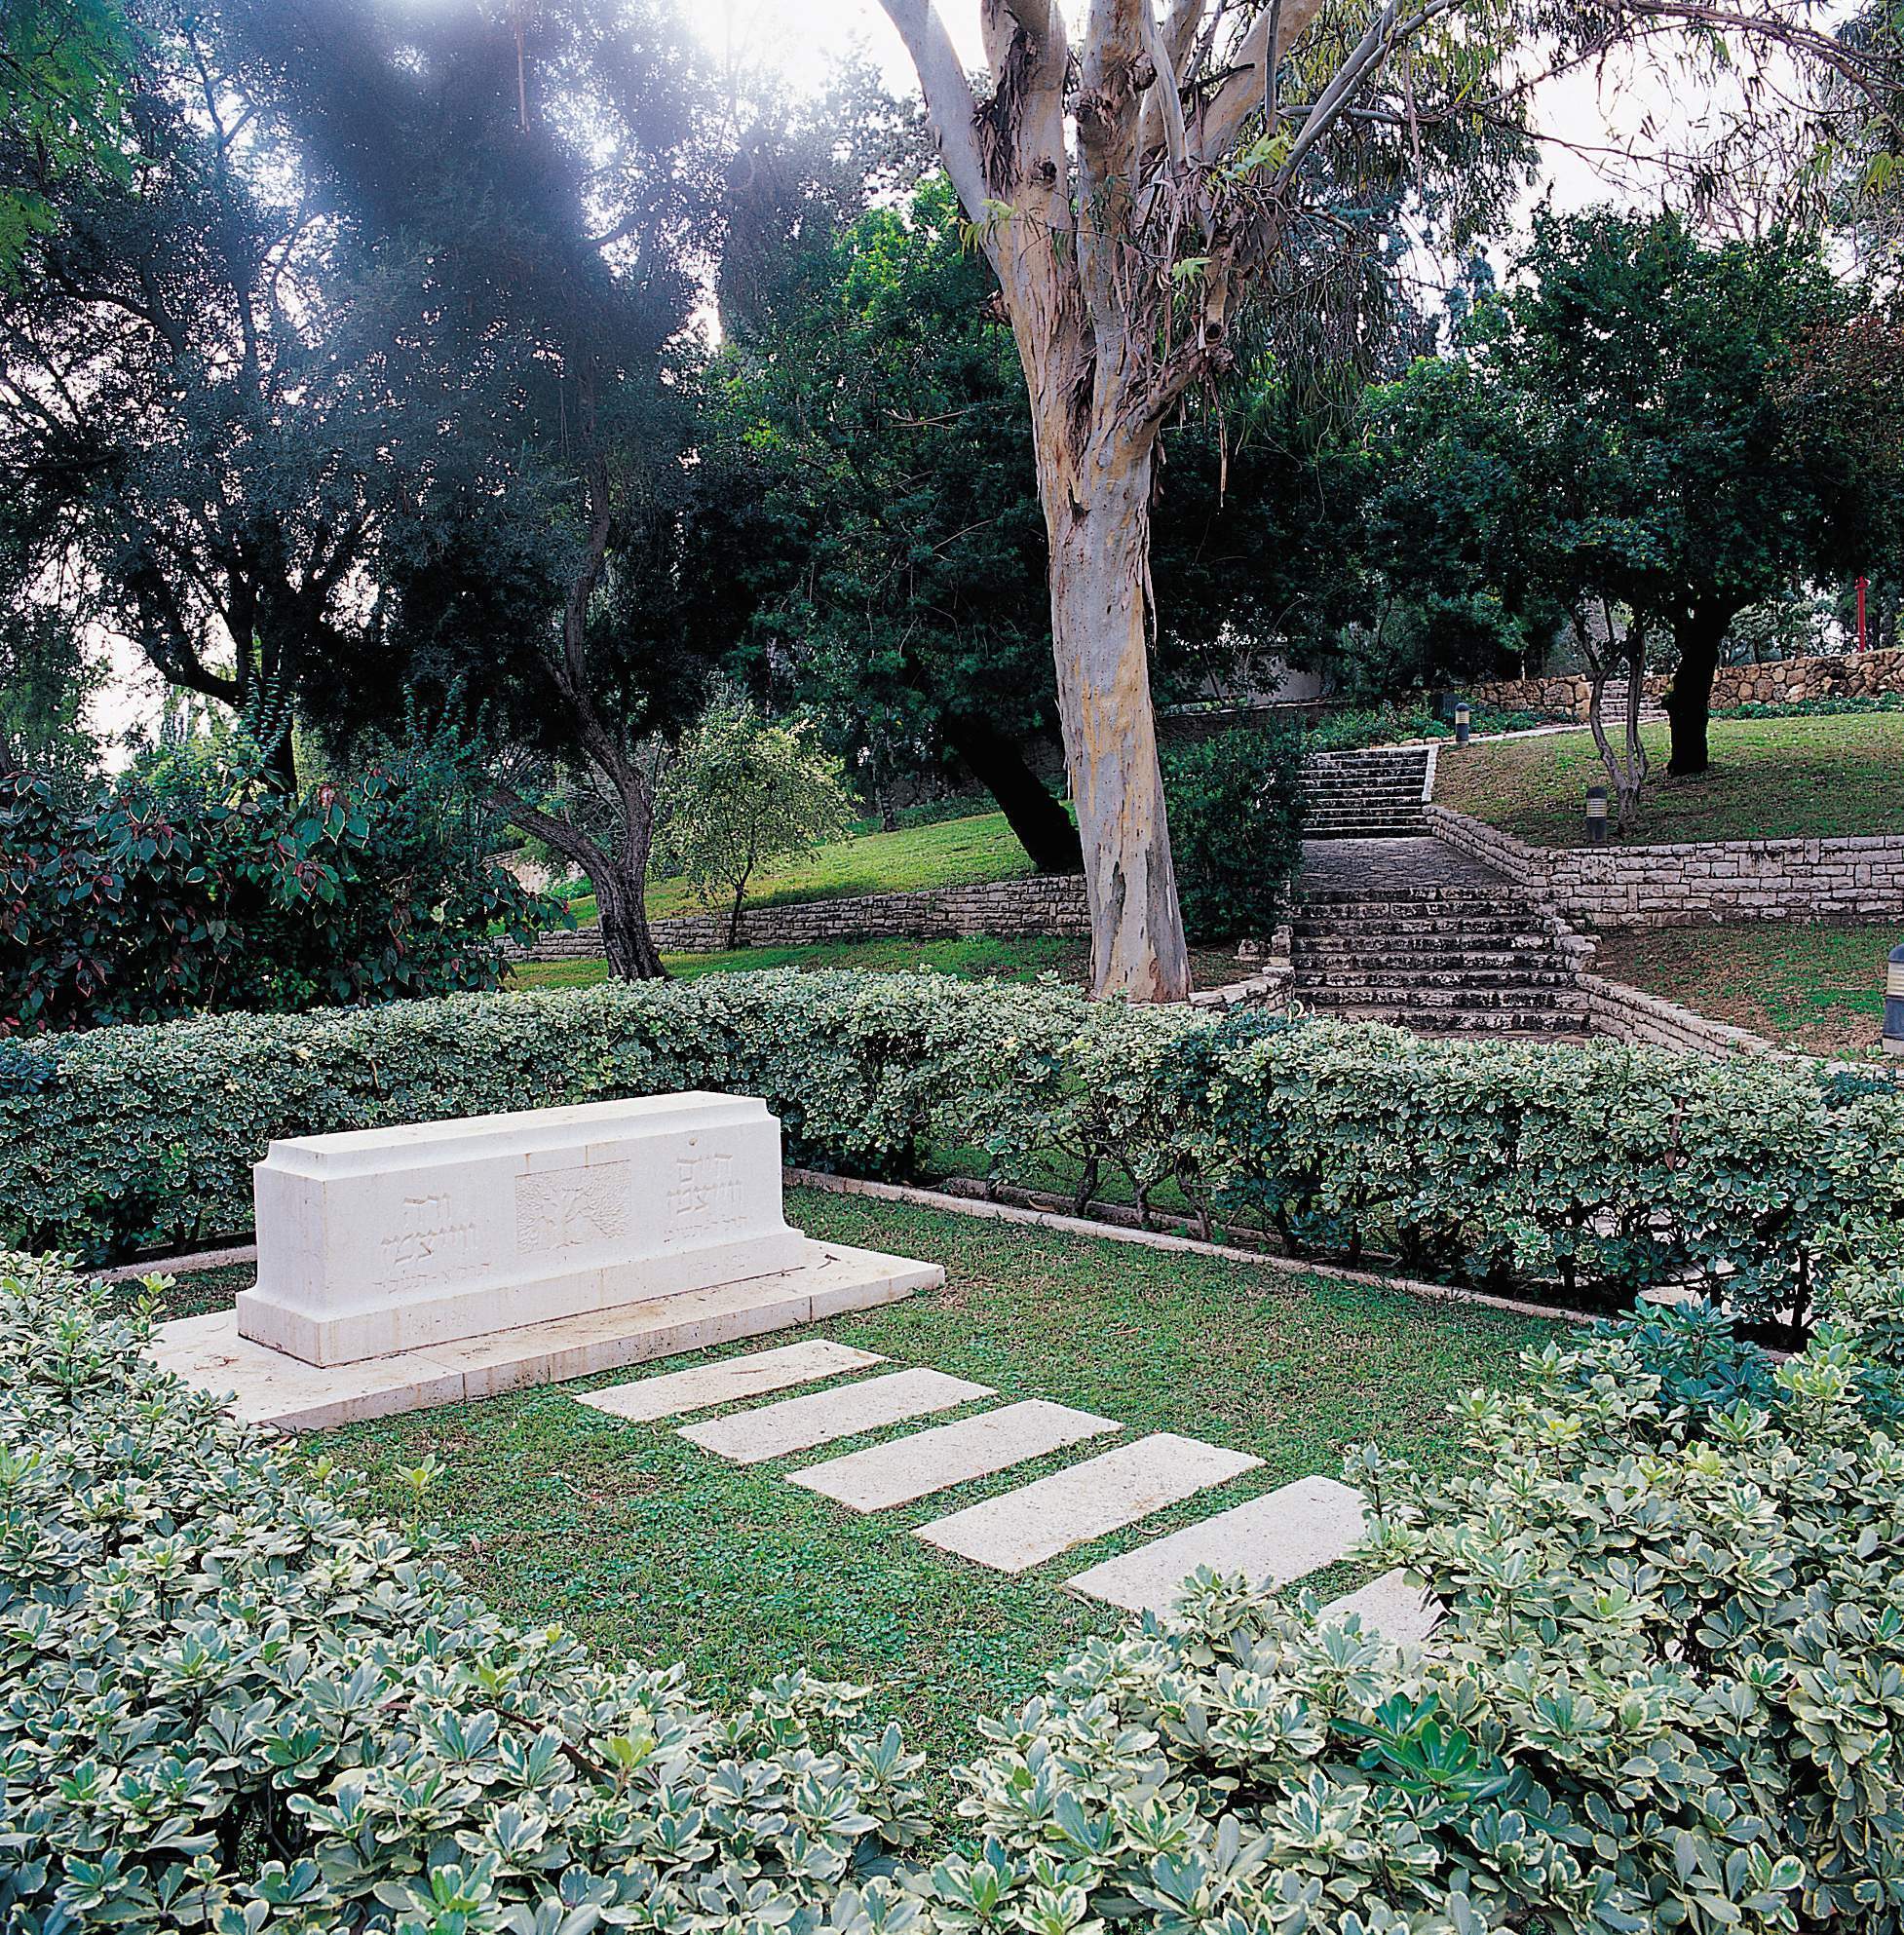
[5,1254,1904,1933]
[4,971,1901,1322]
[945,1287,1904,1935]
[0,1252,932,1935]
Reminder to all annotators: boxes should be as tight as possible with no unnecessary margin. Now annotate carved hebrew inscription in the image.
[380,1193,476,1289]
[665,1146,744,1240]
[514,1161,630,1254]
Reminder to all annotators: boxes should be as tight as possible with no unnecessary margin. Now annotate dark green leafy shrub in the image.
[0,1252,929,1933]
[1161,728,1306,941]
[952,1280,1904,1934]
[4,973,1900,1325]
[0,740,564,1034]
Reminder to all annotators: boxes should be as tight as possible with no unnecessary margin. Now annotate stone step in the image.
[1322,1570,1439,1646]
[579,1339,885,1423]
[1064,1474,1364,1616]
[1294,918,1551,941]
[1305,781,1429,793]
[916,1432,1261,1574]
[1298,885,1539,904]
[1299,984,1587,1011]
[789,1399,1120,1512]
[1295,968,1579,991]
[1320,1005,1588,1035]
[1293,941,1559,966]
[1305,823,1430,840]
[678,1367,993,1464]
[1303,778,1429,792]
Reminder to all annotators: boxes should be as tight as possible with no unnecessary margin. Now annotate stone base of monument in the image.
[148,1092,942,1430]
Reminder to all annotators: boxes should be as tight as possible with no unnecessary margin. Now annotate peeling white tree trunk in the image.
[1040,428,1191,1002]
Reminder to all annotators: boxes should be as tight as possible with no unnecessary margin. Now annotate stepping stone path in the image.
[678,1366,991,1463]
[918,1433,1261,1573]
[792,1399,1119,1511]
[577,1339,886,1423]
[1065,1474,1364,1613]
[582,1347,1438,1644]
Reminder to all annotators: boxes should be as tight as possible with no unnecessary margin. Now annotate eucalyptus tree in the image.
[874,0,1904,998]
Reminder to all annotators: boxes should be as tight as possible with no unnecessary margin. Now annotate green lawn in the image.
[1590,921,1904,1057]
[561,811,1041,927]
[141,1189,1559,1788]
[1435,712,1904,848]
[510,935,1248,993]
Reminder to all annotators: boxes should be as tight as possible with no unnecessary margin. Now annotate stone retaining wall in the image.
[1427,804,1904,927]
[1578,971,1779,1056]
[1469,645,1904,721]
[518,874,1090,962]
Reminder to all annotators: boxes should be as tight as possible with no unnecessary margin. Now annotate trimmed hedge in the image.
[6,972,1903,1322]
[8,1253,1904,1931]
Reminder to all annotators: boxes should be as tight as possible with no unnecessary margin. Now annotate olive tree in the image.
[654,695,856,948]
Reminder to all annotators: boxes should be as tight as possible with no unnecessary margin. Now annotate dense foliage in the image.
[1161,729,1307,942]
[1368,211,1892,776]
[6,975,1899,1325]
[0,1250,931,1935]
[952,1277,1904,1934]
[0,744,559,1034]
[5,1249,1904,1931]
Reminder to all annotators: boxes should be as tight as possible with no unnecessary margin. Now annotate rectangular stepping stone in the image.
[678,1367,992,1464]
[917,1433,1260,1574]
[1065,1474,1365,1615]
[577,1340,886,1424]
[1321,1570,1439,1647]
[789,1400,1120,1512]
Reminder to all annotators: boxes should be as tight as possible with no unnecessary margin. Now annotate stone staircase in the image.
[1302,743,1432,838]
[1595,675,1668,726]
[1291,881,1588,1036]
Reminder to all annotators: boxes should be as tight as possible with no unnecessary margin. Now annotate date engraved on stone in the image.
[514,1162,629,1253]
[666,1148,744,1239]
[380,1194,476,1287]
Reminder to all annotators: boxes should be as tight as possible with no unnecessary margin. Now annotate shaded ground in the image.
[134,1189,1560,1789]
[511,935,1249,994]
[1434,713,1904,848]
[1590,921,1903,1057]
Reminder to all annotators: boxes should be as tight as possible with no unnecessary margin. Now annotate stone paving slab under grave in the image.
[1064,1474,1366,1614]
[678,1366,993,1464]
[789,1399,1121,1512]
[917,1432,1261,1574]
[151,1241,938,1430]
[579,1339,886,1424]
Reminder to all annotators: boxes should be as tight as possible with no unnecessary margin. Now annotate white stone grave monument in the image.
[149,1092,941,1429]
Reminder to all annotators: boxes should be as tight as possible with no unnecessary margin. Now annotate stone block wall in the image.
[1426,805,1904,927]
[517,874,1090,963]
[1468,645,1904,721]
[1577,972,1778,1055]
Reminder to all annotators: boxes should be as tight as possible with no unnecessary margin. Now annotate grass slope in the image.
[509,936,1248,994]
[145,1190,1560,1787]
[1435,713,1904,848]
[562,811,1042,928]
[1591,921,1904,1057]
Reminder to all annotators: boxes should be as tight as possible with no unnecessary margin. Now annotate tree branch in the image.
[874,0,992,220]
